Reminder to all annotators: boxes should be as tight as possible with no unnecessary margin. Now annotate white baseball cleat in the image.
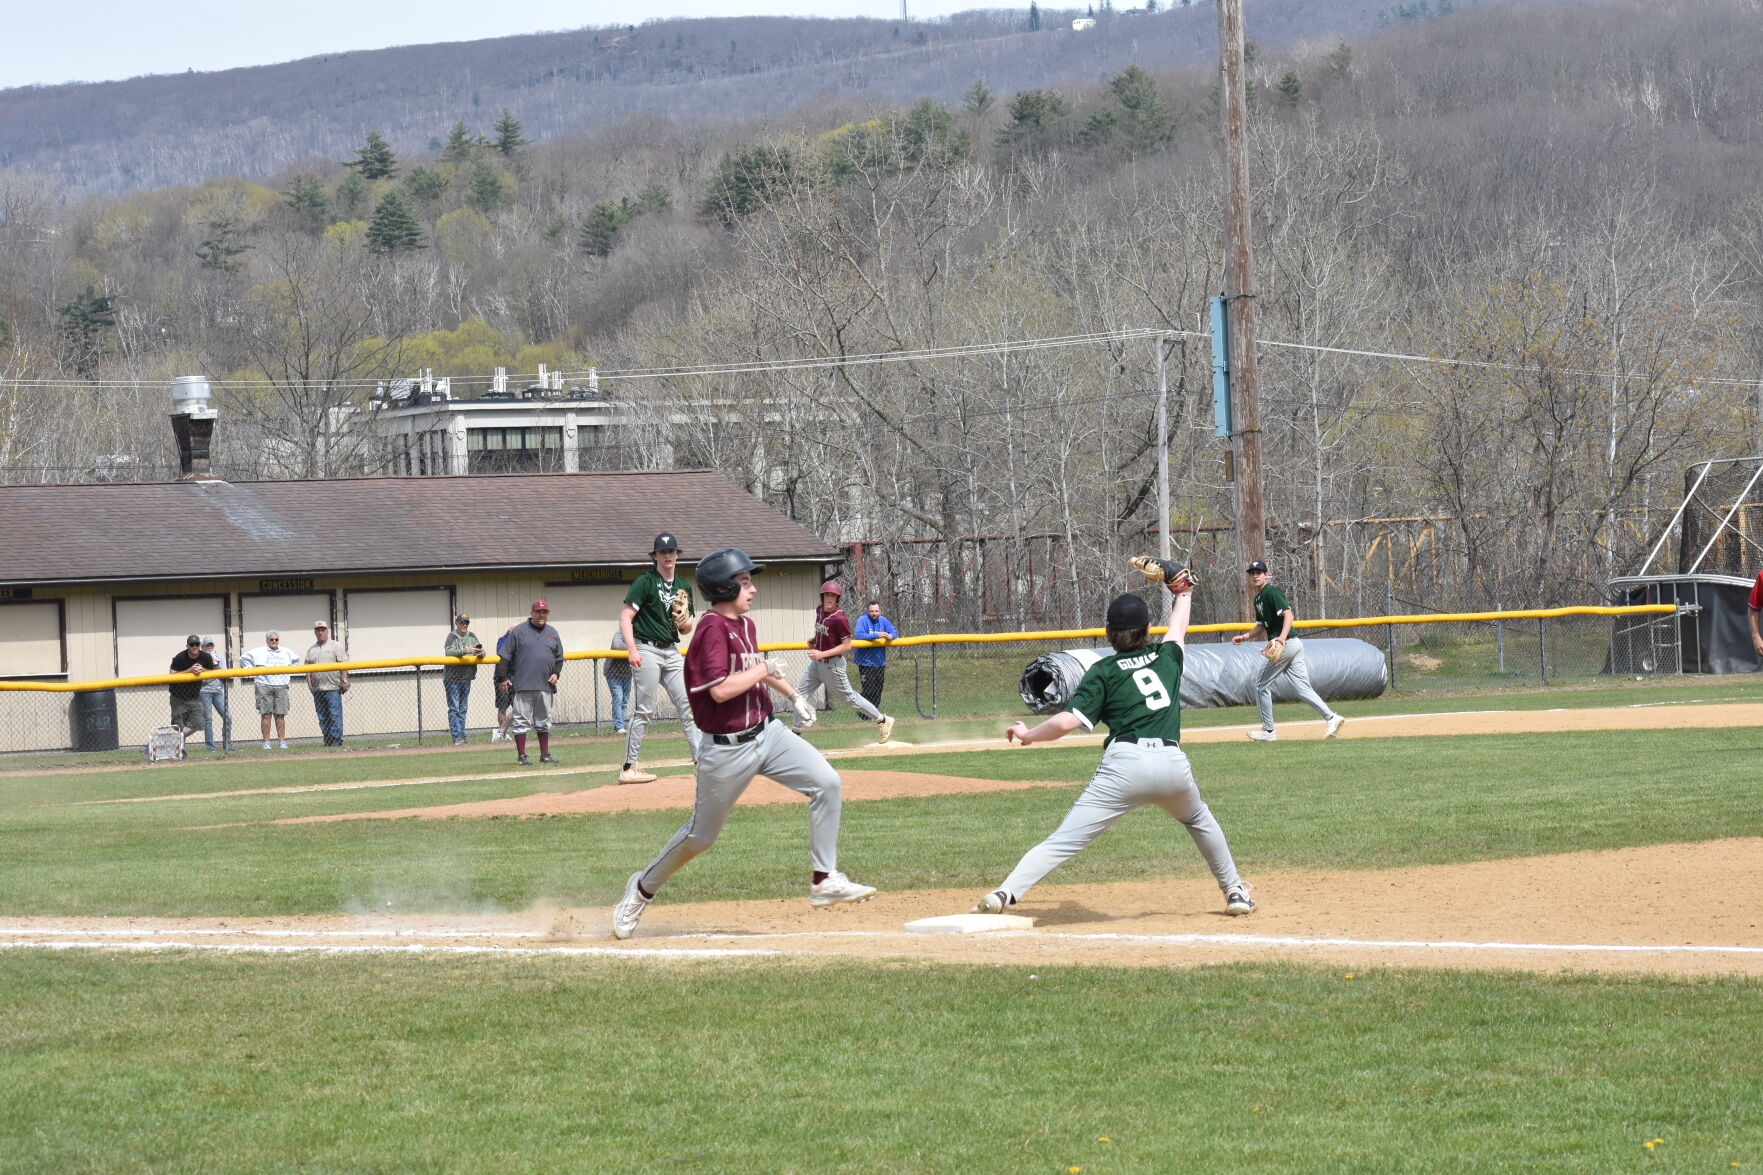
[1224,883,1256,916]
[1324,714,1345,738]
[877,714,895,743]
[810,871,877,907]
[612,871,651,939]
[972,890,1009,915]
[1247,729,1277,742]
[618,766,658,785]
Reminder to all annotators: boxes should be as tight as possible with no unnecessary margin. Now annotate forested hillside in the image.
[7,0,1493,196]
[2,0,1759,621]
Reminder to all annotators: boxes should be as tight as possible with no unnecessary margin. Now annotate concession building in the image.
[0,471,842,752]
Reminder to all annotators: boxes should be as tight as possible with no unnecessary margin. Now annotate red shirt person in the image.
[1748,569,1763,659]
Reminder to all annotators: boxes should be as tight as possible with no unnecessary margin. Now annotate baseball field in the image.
[4,677,1762,1173]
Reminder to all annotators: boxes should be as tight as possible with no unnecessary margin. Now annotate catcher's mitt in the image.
[1261,638,1287,664]
[1128,555,1198,592]
[669,588,691,627]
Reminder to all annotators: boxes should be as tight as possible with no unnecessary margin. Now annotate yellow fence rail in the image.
[0,604,1679,694]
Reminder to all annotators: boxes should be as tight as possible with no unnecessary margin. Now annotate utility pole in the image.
[1216,0,1267,616]
[1155,335,1171,560]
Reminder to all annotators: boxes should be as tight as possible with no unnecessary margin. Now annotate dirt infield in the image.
[6,837,1759,977]
[11,701,1760,977]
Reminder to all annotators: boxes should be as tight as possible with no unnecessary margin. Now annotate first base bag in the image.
[144,725,186,762]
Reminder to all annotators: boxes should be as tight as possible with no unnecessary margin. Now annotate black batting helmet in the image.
[696,547,761,603]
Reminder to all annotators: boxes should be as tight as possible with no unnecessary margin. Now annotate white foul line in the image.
[0,939,777,959]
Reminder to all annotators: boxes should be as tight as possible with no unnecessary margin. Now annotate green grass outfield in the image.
[2,954,1759,1174]
[4,679,1761,1172]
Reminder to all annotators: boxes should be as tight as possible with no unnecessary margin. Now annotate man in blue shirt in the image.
[852,600,899,709]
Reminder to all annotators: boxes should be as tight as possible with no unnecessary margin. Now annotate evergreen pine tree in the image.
[1108,65,1174,153]
[492,109,529,156]
[345,131,399,179]
[578,200,635,257]
[195,216,249,272]
[1028,1,1042,30]
[334,171,370,219]
[57,287,117,378]
[283,175,330,232]
[442,122,478,163]
[1277,70,1302,104]
[404,166,450,205]
[465,161,511,214]
[963,78,995,114]
[365,190,427,255]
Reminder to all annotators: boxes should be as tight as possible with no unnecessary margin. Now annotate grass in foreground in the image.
[2,953,1758,1174]
[0,725,1757,917]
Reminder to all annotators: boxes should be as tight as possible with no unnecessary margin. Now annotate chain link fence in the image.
[0,606,1688,758]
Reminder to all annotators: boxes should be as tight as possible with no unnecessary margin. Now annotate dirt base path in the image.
[5,838,1760,978]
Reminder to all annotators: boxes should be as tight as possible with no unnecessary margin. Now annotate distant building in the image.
[1072,17,1097,29]
[369,366,618,475]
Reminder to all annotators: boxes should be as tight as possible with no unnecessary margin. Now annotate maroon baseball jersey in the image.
[809,605,852,653]
[685,610,774,733]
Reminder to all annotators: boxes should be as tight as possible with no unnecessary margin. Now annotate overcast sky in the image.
[3,0,991,89]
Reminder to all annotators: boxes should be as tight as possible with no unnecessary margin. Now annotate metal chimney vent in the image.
[170,375,219,479]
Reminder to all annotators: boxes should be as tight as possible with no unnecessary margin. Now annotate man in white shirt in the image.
[240,631,301,750]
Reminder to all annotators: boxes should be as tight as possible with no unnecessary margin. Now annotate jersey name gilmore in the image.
[684,611,774,734]
[1066,639,1184,745]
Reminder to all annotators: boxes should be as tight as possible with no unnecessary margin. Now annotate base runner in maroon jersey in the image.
[612,548,878,939]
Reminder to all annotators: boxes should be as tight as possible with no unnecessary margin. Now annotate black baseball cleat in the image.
[1224,884,1256,916]
[539,753,559,765]
[517,753,533,766]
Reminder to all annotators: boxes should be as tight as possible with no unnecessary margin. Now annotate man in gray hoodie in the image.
[494,599,565,767]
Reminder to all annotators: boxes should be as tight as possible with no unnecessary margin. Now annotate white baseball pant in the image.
[635,719,843,894]
[790,657,882,727]
[624,642,704,764]
[996,740,1241,903]
[1253,635,1338,732]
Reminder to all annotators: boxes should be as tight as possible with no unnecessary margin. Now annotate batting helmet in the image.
[819,580,843,597]
[696,547,761,604]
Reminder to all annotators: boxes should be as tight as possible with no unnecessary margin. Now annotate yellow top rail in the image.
[0,604,1678,693]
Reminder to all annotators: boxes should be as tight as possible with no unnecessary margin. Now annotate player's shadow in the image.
[1028,901,1230,927]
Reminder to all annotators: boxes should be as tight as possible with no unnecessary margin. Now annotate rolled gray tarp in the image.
[1018,638,1389,715]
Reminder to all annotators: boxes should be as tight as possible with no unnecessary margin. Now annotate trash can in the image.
[70,689,119,752]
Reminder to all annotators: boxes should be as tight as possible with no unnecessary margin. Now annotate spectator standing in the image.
[168,635,215,741]
[495,600,565,766]
[305,621,350,746]
[240,631,300,749]
[443,613,485,745]
[197,637,233,752]
[851,601,899,709]
[619,532,703,784]
[490,625,516,742]
[607,629,633,735]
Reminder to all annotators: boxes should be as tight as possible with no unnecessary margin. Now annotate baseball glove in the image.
[669,588,691,627]
[1128,555,1198,592]
[1261,638,1287,664]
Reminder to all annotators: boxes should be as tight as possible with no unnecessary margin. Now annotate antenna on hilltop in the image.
[901,0,908,21]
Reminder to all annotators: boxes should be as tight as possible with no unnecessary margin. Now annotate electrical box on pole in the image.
[1210,295,1233,438]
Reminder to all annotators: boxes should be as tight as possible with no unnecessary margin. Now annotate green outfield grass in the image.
[1,953,1758,1174]
[2,722,1757,917]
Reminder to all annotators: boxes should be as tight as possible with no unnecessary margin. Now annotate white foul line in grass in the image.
[0,940,778,959]
[677,929,1763,956]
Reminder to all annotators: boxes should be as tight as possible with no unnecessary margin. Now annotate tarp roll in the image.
[1018,638,1389,715]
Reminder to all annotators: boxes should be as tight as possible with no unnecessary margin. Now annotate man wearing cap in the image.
[240,631,300,749]
[1231,560,1345,742]
[443,614,486,746]
[197,637,233,752]
[305,620,350,747]
[790,581,894,742]
[168,635,216,741]
[496,600,565,766]
[617,533,703,784]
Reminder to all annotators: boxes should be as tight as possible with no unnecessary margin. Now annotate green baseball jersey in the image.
[1065,639,1184,745]
[625,569,693,646]
[1254,584,1294,636]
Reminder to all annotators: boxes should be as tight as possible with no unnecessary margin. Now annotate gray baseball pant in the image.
[998,740,1241,903]
[1253,634,1338,731]
[636,719,843,894]
[624,642,703,764]
[790,657,882,727]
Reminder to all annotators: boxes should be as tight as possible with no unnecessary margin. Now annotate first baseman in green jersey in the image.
[618,532,704,783]
[1231,559,1344,742]
[973,578,1255,918]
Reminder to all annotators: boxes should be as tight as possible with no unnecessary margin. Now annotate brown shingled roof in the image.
[1,471,840,585]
